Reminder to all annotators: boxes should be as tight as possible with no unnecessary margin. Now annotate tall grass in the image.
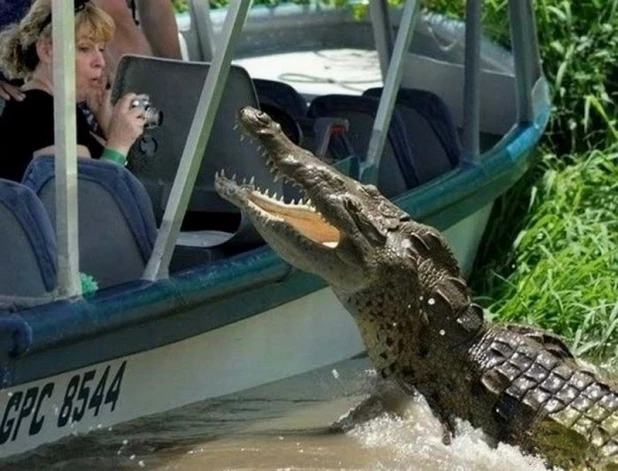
[474,148,618,365]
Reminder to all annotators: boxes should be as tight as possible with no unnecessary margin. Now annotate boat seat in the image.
[0,179,56,298]
[253,78,308,118]
[364,87,462,183]
[22,156,157,289]
[111,55,283,252]
[307,94,416,197]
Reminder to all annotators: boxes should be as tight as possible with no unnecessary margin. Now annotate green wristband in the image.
[101,148,127,166]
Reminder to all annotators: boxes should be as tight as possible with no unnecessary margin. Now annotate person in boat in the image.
[0,0,146,182]
[0,0,182,101]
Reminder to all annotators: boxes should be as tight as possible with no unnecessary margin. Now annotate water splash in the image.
[348,394,559,471]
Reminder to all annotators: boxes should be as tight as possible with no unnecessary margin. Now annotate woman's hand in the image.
[105,92,146,155]
[85,72,112,135]
[0,81,25,101]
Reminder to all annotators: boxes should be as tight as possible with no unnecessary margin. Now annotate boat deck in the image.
[234,48,383,98]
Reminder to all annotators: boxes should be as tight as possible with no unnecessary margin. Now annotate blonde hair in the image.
[0,0,115,80]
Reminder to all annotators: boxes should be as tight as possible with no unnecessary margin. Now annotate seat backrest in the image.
[0,179,56,297]
[363,87,462,183]
[253,78,308,118]
[307,94,416,197]
[111,55,283,241]
[22,156,157,289]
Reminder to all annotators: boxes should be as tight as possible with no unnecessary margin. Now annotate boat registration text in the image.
[0,361,127,444]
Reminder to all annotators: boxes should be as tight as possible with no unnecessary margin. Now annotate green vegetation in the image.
[474,149,618,365]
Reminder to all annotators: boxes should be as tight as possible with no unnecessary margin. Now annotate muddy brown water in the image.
[5,356,559,471]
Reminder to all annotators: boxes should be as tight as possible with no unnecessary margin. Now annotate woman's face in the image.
[74,27,106,101]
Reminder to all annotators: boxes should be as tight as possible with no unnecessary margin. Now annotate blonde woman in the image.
[0,0,145,182]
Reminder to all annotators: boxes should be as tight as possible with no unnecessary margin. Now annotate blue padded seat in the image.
[253,78,308,118]
[0,179,57,297]
[363,87,462,182]
[22,156,157,289]
[308,94,417,197]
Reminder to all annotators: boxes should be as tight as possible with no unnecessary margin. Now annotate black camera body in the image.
[130,94,163,129]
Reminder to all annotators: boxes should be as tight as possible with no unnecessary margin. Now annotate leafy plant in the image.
[473,147,618,366]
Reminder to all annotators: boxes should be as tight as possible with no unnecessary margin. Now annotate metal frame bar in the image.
[462,0,481,161]
[369,0,395,79]
[189,0,216,61]
[52,0,81,298]
[362,0,420,183]
[508,0,541,123]
[142,0,252,281]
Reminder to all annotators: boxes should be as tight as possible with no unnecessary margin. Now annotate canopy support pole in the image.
[508,0,541,123]
[362,0,420,184]
[369,0,395,79]
[143,0,252,281]
[462,0,481,161]
[52,0,81,298]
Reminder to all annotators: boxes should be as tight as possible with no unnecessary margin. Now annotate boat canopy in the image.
[48,0,543,298]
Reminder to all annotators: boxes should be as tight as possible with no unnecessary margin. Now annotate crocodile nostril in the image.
[257,112,270,124]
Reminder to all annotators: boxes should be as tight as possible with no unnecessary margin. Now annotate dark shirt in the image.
[0,0,30,29]
[0,89,104,182]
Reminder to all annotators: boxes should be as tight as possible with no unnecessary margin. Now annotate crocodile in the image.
[214,106,618,470]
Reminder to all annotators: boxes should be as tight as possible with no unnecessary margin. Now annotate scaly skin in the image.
[215,106,618,470]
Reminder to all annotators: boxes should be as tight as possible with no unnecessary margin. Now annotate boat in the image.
[0,0,550,459]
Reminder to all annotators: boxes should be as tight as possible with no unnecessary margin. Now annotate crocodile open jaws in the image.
[215,106,618,470]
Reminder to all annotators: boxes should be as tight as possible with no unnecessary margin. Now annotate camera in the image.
[130,94,163,129]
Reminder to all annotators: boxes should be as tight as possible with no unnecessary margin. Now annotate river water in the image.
[6,356,558,471]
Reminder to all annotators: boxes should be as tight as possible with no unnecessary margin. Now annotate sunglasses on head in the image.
[39,0,92,33]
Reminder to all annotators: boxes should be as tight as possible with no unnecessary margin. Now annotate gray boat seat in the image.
[0,178,57,297]
[308,94,416,198]
[22,156,157,289]
[363,87,462,182]
[253,78,308,118]
[112,55,283,251]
